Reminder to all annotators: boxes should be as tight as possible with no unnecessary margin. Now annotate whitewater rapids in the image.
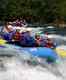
[0,27,66,80]
[0,56,65,80]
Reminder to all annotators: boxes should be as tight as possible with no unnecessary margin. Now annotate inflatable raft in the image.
[0,39,6,45]
[55,45,66,57]
[20,47,58,60]
[0,41,58,63]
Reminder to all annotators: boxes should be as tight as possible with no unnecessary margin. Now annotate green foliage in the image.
[0,0,66,23]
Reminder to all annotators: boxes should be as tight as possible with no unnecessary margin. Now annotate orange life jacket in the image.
[45,42,53,48]
[13,32,21,41]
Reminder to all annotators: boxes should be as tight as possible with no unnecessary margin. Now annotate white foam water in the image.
[0,56,63,80]
[0,27,66,80]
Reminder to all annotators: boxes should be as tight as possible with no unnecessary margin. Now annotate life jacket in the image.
[45,40,54,48]
[20,32,35,47]
[13,32,21,41]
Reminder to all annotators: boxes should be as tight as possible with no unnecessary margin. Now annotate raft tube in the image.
[0,39,6,45]
[55,45,66,57]
[20,47,58,62]
[0,43,58,62]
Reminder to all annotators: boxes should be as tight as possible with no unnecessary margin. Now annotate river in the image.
[0,26,66,80]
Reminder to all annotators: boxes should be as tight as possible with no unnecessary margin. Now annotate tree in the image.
[0,0,66,23]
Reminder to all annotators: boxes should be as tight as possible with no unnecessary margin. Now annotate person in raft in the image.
[12,29,21,43]
[35,33,47,47]
[45,38,56,49]
[20,28,35,47]
[35,34,42,47]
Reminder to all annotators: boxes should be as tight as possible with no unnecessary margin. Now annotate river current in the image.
[0,26,66,80]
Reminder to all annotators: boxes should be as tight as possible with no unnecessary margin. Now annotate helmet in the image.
[26,28,32,32]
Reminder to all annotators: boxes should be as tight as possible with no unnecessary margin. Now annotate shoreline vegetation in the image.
[0,0,66,28]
